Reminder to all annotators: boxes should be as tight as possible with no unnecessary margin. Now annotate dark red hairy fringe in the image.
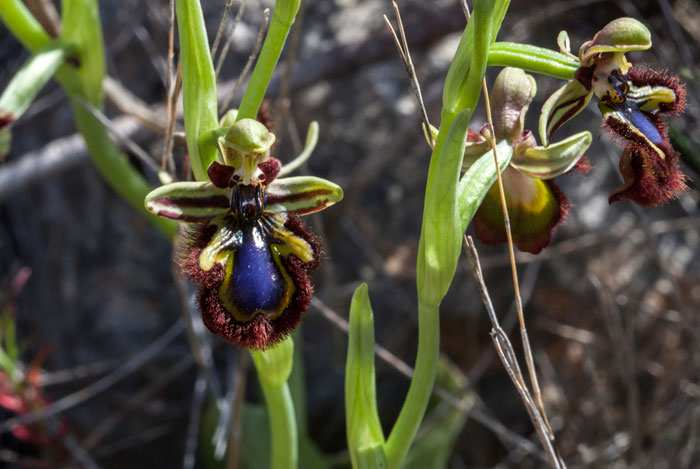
[179,214,321,350]
[604,115,687,206]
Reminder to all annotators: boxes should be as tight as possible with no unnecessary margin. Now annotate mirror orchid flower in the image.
[145,118,343,349]
[465,67,591,254]
[540,18,687,206]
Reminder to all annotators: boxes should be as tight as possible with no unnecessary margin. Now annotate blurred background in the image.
[1,0,699,467]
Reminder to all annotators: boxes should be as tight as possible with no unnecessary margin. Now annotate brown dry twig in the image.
[464,236,565,468]
[383,1,434,148]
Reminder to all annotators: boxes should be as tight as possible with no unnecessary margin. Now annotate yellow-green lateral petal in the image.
[144,181,230,222]
[265,176,343,216]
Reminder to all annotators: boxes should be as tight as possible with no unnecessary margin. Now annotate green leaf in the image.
[345,283,386,468]
[237,0,301,121]
[417,109,471,305]
[266,176,344,215]
[61,0,106,103]
[457,139,513,234]
[176,0,219,181]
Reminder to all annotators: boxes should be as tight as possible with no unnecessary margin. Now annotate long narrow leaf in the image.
[176,0,219,181]
[417,109,471,304]
[345,283,386,468]
[237,0,301,121]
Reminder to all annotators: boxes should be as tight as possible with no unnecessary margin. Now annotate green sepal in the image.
[345,284,386,468]
[175,0,219,181]
[144,182,230,222]
[579,17,652,65]
[266,176,344,215]
[511,131,591,180]
[539,79,592,146]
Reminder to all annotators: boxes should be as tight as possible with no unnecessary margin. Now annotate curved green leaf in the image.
[345,283,386,469]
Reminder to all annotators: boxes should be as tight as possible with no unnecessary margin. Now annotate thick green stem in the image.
[236,0,301,121]
[1,0,176,239]
[0,0,50,50]
[70,100,177,238]
[488,42,578,80]
[384,300,440,469]
[259,380,298,469]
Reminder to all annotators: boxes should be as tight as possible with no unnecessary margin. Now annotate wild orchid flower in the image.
[540,18,687,206]
[466,67,591,254]
[145,119,342,349]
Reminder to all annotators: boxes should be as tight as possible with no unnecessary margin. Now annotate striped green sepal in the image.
[265,176,343,215]
[511,131,592,180]
[144,182,230,222]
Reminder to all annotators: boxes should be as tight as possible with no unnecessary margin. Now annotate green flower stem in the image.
[236,0,301,121]
[70,99,177,238]
[258,380,298,469]
[384,299,440,469]
[0,0,176,239]
[488,42,578,80]
[252,337,298,469]
[0,0,50,51]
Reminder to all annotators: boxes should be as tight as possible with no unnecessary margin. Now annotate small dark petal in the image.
[574,65,595,91]
[466,129,484,142]
[259,158,281,183]
[0,112,14,129]
[207,161,236,188]
[608,144,687,206]
[627,67,687,115]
